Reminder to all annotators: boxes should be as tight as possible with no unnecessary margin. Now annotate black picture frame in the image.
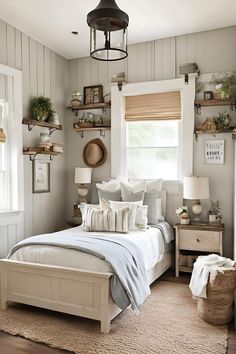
[83,85,103,105]
[32,160,50,193]
[204,91,214,100]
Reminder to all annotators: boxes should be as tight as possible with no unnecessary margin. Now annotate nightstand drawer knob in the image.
[196,238,200,242]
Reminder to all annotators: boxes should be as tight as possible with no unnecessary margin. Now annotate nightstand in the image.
[174,223,224,277]
[67,204,82,227]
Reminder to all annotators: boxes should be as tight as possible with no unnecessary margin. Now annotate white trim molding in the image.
[111,75,196,181]
[0,64,23,213]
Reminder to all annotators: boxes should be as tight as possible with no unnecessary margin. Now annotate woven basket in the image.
[197,267,236,325]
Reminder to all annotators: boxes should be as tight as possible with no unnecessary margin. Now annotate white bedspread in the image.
[10,226,173,273]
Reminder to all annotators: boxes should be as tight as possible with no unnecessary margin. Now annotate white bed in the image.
[0,226,173,333]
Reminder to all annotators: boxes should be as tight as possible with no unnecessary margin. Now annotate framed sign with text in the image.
[204,139,224,165]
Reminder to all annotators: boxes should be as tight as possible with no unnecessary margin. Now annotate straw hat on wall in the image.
[83,138,107,168]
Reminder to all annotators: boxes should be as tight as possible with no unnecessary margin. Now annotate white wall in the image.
[0,19,68,256]
[66,26,236,257]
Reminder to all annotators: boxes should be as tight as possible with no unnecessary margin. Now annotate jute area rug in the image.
[0,282,228,354]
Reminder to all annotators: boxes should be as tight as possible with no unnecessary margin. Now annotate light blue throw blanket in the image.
[8,232,151,311]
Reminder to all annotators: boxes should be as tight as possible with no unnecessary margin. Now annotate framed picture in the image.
[204,140,224,165]
[204,91,213,100]
[32,160,50,193]
[83,85,103,105]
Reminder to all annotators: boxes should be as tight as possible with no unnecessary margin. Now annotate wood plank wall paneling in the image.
[0,19,68,257]
[66,26,236,258]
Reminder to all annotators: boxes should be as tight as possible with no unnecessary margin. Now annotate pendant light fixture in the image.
[87,0,129,62]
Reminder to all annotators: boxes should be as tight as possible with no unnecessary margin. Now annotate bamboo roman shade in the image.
[125,91,181,121]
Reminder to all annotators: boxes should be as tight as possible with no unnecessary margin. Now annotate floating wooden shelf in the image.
[73,124,111,138]
[23,147,63,161]
[22,118,62,135]
[194,99,235,114]
[67,103,111,116]
[194,128,236,140]
[68,103,111,110]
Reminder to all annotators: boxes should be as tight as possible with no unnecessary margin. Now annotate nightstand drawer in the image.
[179,230,220,252]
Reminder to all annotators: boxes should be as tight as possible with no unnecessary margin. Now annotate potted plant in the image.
[215,112,231,130]
[176,206,190,225]
[31,96,53,122]
[208,200,221,223]
[78,112,94,128]
[212,73,236,100]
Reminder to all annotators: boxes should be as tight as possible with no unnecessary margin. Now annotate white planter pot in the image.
[209,214,217,223]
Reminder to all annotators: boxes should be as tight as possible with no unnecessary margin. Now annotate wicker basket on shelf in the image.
[197,267,236,325]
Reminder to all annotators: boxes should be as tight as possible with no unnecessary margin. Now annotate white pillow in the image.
[136,205,148,230]
[143,194,164,224]
[96,179,121,192]
[109,200,143,230]
[120,182,145,202]
[80,203,99,224]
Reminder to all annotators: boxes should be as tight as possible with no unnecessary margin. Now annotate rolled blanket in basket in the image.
[189,254,235,298]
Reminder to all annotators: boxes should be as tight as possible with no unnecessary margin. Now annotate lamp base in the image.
[192,200,203,221]
[78,184,88,204]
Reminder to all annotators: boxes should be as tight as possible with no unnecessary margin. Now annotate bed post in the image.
[100,277,111,333]
[0,263,8,310]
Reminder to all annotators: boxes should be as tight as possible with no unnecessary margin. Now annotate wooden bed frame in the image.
[0,251,172,333]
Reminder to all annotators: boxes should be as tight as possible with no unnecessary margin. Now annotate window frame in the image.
[111,76,196,182]
[0,64,23,213]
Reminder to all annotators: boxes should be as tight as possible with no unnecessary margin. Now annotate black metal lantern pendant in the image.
[87,0,129,61]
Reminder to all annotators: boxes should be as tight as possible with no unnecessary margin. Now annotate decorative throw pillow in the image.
[143,193,164,224]
[120,182,145,202]
[80,203,99,224]
[83,206,131,233]
[98,189,122,201]
[109,200,143,230]
[135,205,148,230]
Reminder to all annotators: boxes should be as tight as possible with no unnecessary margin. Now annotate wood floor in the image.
[0,269,235,354]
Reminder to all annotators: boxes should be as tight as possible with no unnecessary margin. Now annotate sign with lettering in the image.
[204,140,224,164]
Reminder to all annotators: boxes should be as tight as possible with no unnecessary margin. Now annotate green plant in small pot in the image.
[208,200,221,223]
[212,73,236,100]
[31,96,53,122]
[214,112,231,130]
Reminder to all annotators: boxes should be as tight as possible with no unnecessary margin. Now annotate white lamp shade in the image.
[74,167,92,184]
[183,176,209,200]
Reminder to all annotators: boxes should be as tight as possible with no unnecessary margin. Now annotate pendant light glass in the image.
[87,0,129,62]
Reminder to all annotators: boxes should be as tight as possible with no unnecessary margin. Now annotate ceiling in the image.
[0,0,235,59]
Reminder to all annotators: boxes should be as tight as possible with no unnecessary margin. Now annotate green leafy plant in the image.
[209,200,220,215]
[211,73,236,99]
[195,80,205,94]
[215,112,231,129]
[31,96,53,121]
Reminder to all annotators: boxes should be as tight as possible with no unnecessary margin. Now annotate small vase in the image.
[180,218,190,225]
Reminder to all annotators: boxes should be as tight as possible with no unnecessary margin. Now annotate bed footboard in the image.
[0,259,119,333]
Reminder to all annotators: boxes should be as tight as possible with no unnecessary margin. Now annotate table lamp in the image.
[183,176,209,221]
[74,167,92,203]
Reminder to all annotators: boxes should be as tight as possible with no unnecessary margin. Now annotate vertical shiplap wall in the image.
[0,19,68,256]
[66,26,236,257]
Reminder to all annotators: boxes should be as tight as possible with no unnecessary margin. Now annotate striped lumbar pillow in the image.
[83,206,131,233]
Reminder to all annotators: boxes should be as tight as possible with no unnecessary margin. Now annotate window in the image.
[111,77,195,180]
[127,120,179,180]
[0,100,9,210]
[0,65,23,213]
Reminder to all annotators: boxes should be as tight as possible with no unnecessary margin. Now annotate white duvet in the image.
[10,226,172,273]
